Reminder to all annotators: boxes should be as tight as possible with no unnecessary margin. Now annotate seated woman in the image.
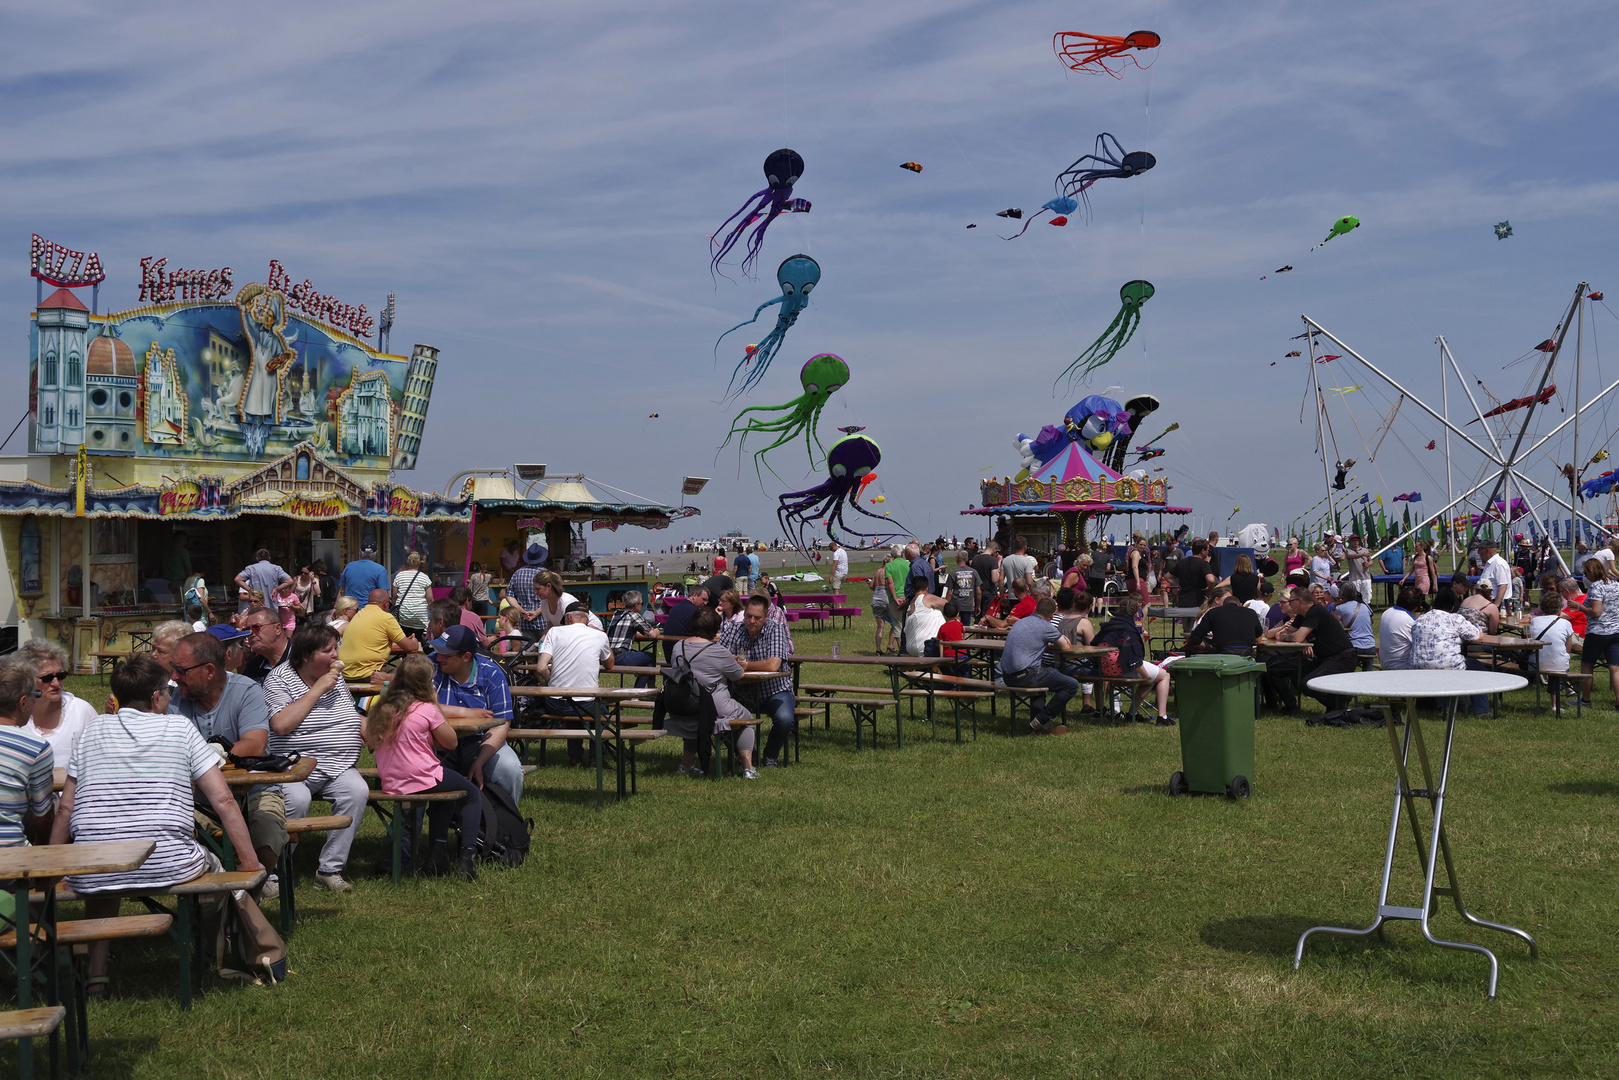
[1528,591,1581,684]
[1055,588,1098,711]
[667,607,759,779]
[1455,577,1500,634]
[264,623,367,893]
[1061,555,1089,594]
[328,595,359,635]
[1093,597,1173,724]
[50,655,263,995]
[362,654,481,881]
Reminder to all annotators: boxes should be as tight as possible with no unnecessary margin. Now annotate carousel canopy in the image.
[469,473,697,531]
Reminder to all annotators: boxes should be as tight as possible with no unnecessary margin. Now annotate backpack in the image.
[658,642,714,715]
[474,782,532,867]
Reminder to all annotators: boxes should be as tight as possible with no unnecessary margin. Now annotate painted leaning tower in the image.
[392,343,438,470]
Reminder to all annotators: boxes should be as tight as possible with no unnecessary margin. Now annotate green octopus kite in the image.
[723,352,850,481]
[1054,279,1154,391]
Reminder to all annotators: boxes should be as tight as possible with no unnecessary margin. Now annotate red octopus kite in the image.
[1467,385,1556,423]
[1054,30,1161,77]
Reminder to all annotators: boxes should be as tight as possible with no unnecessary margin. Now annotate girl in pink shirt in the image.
[362,655,482,879]
[272,579,302,631]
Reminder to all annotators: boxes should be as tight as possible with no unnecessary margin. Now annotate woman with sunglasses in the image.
[17,639,96,764]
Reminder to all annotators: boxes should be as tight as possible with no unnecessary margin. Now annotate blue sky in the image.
[5,0,1619,548]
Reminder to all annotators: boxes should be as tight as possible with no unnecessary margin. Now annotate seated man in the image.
[1185,586,1264,655]
[719,596,797,768]
[0,658,54,848]
[1001,596,1077,734]
[1377,585,1423,671]
[168,632,288,897]
[606,590,661,689]
[1264,585,1358,712]
[338,587,422,682]
[660,584,710,661]
[52,655,262,994]
[981,579,1033,629]
[430,624,525,808]
[239,605,291,684]
[535,603,615,767]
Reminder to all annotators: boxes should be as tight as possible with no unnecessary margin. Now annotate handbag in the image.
[225,751,302,774]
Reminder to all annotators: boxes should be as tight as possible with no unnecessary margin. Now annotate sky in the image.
[5,0,1619,550]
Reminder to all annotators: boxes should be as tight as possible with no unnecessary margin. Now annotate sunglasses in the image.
[170,662,212,676]
[36,671,66,683]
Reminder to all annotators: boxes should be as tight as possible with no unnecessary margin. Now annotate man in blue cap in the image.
[337,539,391,608]
[428,624,523,809]
[206,622,253,675]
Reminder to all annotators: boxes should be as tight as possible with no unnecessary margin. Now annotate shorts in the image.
[1138,660,1162,682]
[1581,631,1619,665]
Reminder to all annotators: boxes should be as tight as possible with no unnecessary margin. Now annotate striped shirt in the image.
[0,727,54,846]
[263,663,364,785]
[66,709,218,893]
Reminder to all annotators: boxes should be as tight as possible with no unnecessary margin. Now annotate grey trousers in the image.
[284,768,370,875]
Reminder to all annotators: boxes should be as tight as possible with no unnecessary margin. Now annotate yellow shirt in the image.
[338,604,405,679]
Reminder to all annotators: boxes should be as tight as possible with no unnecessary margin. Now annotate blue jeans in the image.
[1003,665,1078,723]
[542,696,598,762]
[1463,656,1492,715]
[398,768,482,866]
[615,649,655,688]
[751,689,797,762]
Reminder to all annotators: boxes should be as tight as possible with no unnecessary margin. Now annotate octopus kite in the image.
[1312,215,1360,250]
[722,352,849,481]
[1054,133,1156,216]
[715,254,820,398]
[777,433,907,554]
[1054,30,1161,77]
[1054,280,1154,389]
[710,148,808,277]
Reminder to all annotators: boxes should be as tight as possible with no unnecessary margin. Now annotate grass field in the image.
[24,563,1619,1078]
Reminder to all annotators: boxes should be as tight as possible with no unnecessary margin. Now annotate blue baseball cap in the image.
[429,624,480,656]
[206,624,251,644]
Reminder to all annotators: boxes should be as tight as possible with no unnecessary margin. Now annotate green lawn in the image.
[32,568,1619,1078]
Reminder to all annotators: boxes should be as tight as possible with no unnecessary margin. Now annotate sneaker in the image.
[1032,720,1063,735]
[1156,716,1177,727]
[742,767,760,779]
[676,764,703,778]
[313,873,353,893]
[260,874,280,901]
[762,758,781,769]
[1028,717,1048,733]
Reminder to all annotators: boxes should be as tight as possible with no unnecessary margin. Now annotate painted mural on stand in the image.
[31,279,437,471]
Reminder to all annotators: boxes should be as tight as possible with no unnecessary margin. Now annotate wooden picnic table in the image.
[786,655,954,748]
[220,756,315,788]
[0,839,155,1073]
[962,625,1008,637]
[1254,640,1313,713]
[509,686,658,807]
[1466,635,1548,715]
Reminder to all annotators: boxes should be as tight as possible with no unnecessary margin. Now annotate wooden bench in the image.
[1540,671,1594,717]
[797,685,897,751]
[33,870,265,1011]
[899,688,994,743]
[366,791,468,885]
[0,1005,65,1080]
[277,815,354,934]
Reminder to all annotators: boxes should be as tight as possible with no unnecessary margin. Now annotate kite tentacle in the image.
[710,188,773,270]
[714,295,784,360]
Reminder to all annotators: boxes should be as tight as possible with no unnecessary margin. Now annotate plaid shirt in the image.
[507,567,542,632]
[719,616,794,704]
[607,608,657,653]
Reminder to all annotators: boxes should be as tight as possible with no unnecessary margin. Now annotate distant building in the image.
[392,344,438,470]
[33,288,89,453]
[337,369,392,458]
[85,324,138,455]
[141,340,189,447]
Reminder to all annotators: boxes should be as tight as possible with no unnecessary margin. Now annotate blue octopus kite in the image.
[714,253,820,398]
[710,148,809,278]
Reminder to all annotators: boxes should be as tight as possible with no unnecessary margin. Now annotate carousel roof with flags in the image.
[965,436,1189,516]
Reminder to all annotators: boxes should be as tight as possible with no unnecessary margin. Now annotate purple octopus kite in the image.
[711,148,809,277]
[776,432,907,555]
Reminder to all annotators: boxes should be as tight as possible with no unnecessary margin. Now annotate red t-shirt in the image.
[1568,594,1588,636]
[937,619,965,657]
[1010,595,1037,620]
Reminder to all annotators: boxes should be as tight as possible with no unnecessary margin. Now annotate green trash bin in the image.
[1167,655,1264,798]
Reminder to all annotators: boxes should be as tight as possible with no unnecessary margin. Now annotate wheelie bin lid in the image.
[1170,655,1266,675]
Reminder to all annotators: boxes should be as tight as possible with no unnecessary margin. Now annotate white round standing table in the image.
[1296,669,1538,999]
